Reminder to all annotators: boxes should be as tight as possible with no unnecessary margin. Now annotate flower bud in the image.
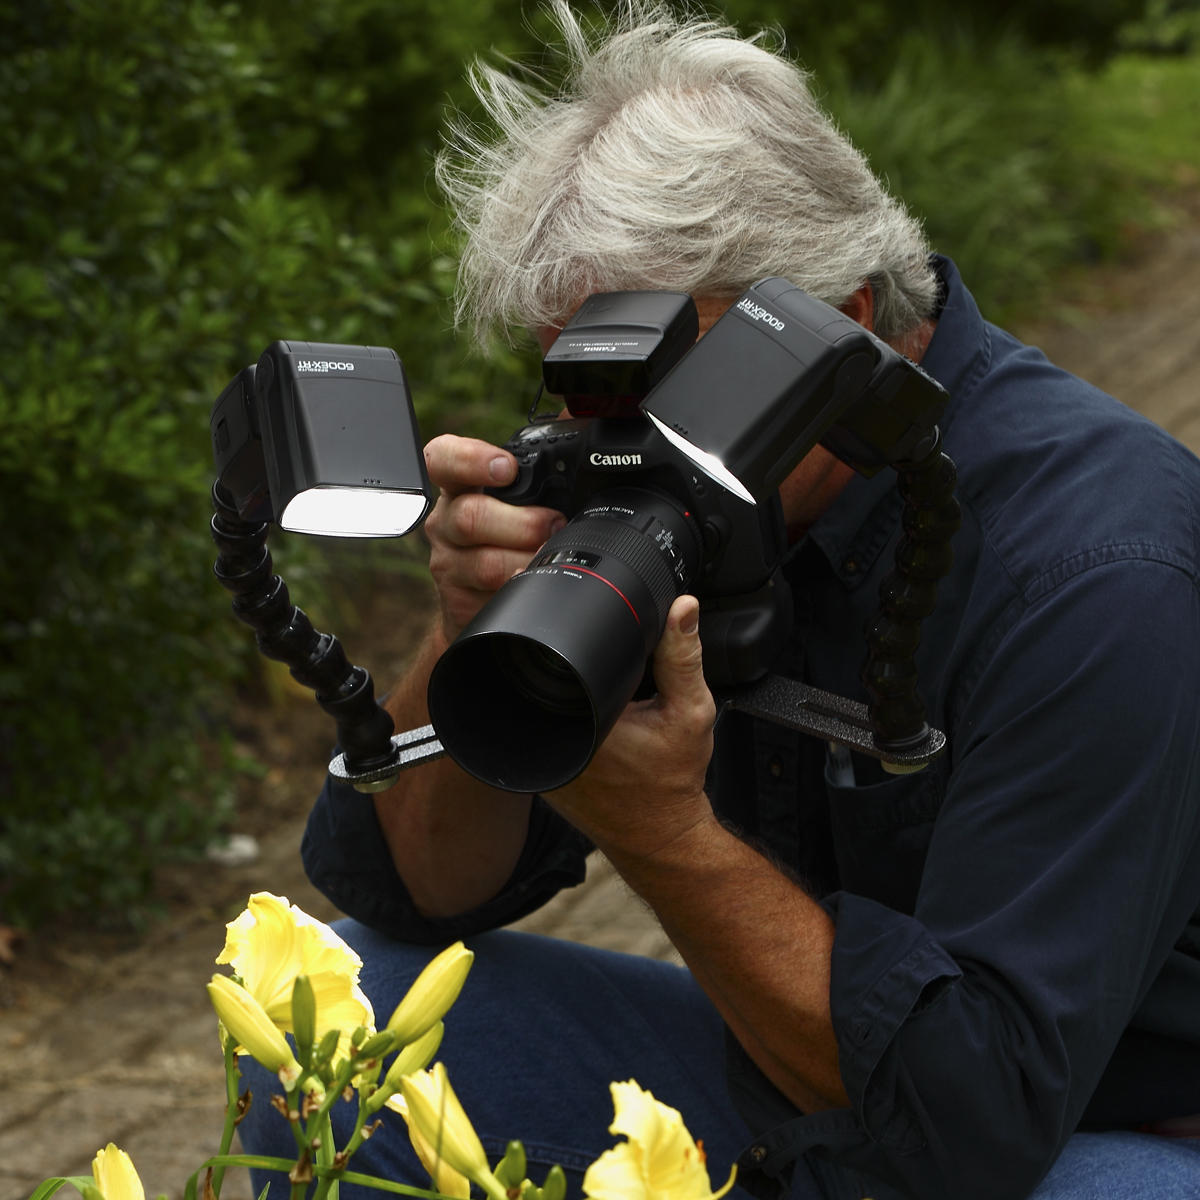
[399,1063,497,1193]
[368,1022,445,1115]
[90,1144,145,1200]
[291,975,317,1064]
[386,942,473,1045]
[312,1027,341,1069]
[208,974,301,1088]
[494,1140,527,1189]
[542,1165,567,1200]
[406,1120,471,1199]
[357,1029,397,1060]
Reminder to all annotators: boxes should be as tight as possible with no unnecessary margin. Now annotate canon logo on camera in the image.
[297,360,356,373]
[589,451,643,467]
[736,297,786,331]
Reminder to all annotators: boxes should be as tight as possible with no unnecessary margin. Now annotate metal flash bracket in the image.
[328,724,445,792]
[348,675,947,794]
[716,675,946,774]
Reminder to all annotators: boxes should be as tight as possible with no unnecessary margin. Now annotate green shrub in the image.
[715,0,1148,76]
[818,31,1200,323]
[0,0,535,929]
[1119,0,1200,54]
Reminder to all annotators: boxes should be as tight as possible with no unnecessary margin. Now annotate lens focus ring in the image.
[535,488,701,622]
[546,519,678,614]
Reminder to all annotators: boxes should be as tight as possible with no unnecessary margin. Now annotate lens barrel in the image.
[427,488,701,793]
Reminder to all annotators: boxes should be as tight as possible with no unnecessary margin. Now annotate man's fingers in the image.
[433,491,565,552]
[422,432,566,557]
[424,433,517,497]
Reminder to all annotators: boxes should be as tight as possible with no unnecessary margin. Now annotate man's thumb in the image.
[652,595,706,701]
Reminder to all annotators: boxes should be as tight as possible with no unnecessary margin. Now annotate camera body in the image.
[489,411,791,687]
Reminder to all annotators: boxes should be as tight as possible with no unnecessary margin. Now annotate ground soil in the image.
[4,195,1200,1200]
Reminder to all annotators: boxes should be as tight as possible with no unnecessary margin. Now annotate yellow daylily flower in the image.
[399,1063,503,1199]
[90,1144,144,1200]
[386,941,474,1045]
[215,892,374,1045]
[207,972,302,1088]
[583,1081,736,1200]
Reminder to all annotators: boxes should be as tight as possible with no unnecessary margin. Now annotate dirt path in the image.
[3,206,1199,1200]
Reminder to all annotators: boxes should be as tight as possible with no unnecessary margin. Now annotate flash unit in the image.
[541,290,698,417]
[639,277,948,506]
[640,279,881,503]
[210,340,433,537]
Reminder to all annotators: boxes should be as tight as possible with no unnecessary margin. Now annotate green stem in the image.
[307,1059,356,1137]
[334,1087,373,1165]
[210,1036,242,1199]
[310,1111,337,1200]
[478,1175,511,1200]
[286,1081,313,1200]
[300,1057,357,1200]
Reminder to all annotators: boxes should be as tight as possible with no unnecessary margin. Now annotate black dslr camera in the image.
[427,278,951,793]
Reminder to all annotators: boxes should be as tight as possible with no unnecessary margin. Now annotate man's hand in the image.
[422,433,566,639]
[547,594,719,860]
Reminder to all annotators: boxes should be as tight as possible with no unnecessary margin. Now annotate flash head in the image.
[211,340,433,538]
[542,291,698,417]
[641,279,882,503]
[211,364,271,523]
[642,277,948,502]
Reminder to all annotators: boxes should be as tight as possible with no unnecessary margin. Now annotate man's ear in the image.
[838,282,875,332]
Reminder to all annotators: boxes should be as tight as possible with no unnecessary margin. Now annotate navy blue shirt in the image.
[303,258,1200,1199]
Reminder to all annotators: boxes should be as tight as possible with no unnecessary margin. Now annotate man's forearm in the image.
[373,621,533,918]
[602,811,849,1113]
[538,598,848,1112]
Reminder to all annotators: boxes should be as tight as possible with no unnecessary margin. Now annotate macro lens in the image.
[427,487,701,792]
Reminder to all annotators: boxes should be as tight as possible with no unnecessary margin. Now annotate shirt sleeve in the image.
[744,556,1200,1199]
[301,773,593,944]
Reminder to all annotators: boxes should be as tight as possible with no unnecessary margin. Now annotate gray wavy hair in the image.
[435,0,939,346]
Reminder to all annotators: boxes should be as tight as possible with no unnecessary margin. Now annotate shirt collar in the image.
[918,254,992,424]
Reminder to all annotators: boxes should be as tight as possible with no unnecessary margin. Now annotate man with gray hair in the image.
[240,4,1200,1197]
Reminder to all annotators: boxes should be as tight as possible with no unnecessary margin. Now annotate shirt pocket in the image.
[824,744,945,914]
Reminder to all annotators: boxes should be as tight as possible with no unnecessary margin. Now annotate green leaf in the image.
[25,1178,92,1200]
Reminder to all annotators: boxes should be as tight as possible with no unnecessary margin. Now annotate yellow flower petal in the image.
[583,1081,736,1200]
[216,892,374,1041]
[90,1145,144,1200]
[582,1144,647,1200]
[386,942,473,1045]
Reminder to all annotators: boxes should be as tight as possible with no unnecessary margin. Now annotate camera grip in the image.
[487,422,586,510]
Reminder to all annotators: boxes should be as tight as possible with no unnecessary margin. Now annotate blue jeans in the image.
[237,924,1200,1199]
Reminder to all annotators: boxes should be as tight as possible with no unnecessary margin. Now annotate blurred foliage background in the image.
[1,0,1198,929]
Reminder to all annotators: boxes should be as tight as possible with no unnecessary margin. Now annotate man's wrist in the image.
[596,801,727,879]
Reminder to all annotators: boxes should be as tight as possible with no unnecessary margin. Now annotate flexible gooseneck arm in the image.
[210,481,405,791]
